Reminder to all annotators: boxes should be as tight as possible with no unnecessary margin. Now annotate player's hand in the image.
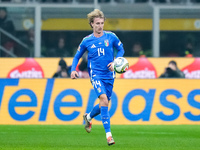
[107,62,114,72]
[71,71,79,79]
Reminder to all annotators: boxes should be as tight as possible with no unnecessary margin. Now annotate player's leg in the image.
[83,78,102,133]
[83,104,100,133]
[99,94,115,146]
[87,104,100,122]
[102,79,115,146]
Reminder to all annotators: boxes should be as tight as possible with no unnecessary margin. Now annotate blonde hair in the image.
[87,9,105,28]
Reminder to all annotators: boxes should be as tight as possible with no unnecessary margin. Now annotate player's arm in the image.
[112,33,125,58]
[71,44,86,79]
[107,33,124,72]
[115,43,125,58]
[71,56,80,79]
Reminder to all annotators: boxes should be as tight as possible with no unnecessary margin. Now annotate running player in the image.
[71,9,125,146]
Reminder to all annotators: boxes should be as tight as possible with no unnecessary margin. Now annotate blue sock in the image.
[101,106,111,133]
[90,104,101,118]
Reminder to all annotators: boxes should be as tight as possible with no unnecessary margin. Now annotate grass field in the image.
[0,125,199,150]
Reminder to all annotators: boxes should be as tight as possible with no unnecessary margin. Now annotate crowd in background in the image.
[1,6,199,79]
[1,6,200,58]
[0,7,15,57]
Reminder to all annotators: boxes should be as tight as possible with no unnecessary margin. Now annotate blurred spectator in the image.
[131,42,151,57]
[131,42,144,57]
[53,58,71,78]
[19,27,34,56]
[185,40,193,57]
[48,36,70,57]
[184,38,200,57]
[159,60,185,78]
[24,27,34,49]
[0,7,16,57]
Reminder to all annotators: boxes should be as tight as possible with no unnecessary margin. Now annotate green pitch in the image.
[0,125,199,150]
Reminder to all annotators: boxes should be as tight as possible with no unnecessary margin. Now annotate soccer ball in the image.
[113,57,129,74]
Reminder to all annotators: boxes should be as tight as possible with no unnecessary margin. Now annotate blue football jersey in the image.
[71,31,125,79]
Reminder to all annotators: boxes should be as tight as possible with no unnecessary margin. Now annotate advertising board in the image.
[0,79,199,125]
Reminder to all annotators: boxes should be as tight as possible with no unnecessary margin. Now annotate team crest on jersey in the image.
[97,87,101,93]
[104,40,109,47]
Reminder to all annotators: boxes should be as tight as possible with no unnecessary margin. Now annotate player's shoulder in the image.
[82,33,93,42]
[104,31,117,37]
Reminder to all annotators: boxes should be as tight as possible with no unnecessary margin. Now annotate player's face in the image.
[92,17,104,35]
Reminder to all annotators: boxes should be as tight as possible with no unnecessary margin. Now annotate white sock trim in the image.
[87,113,92,122]
[106,132,112,139]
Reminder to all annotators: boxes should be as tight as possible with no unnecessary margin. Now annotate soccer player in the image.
[71,9,125,146]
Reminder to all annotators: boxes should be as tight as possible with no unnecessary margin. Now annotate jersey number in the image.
[92,79,101,88]
[98,48,105,56]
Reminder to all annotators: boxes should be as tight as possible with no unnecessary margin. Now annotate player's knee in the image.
[99,94,108,106]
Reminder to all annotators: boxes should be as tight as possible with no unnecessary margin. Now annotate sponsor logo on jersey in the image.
[104,40,109,47]
[118,41,121,46]
[91,44,96,48]
[7,58,44,78]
